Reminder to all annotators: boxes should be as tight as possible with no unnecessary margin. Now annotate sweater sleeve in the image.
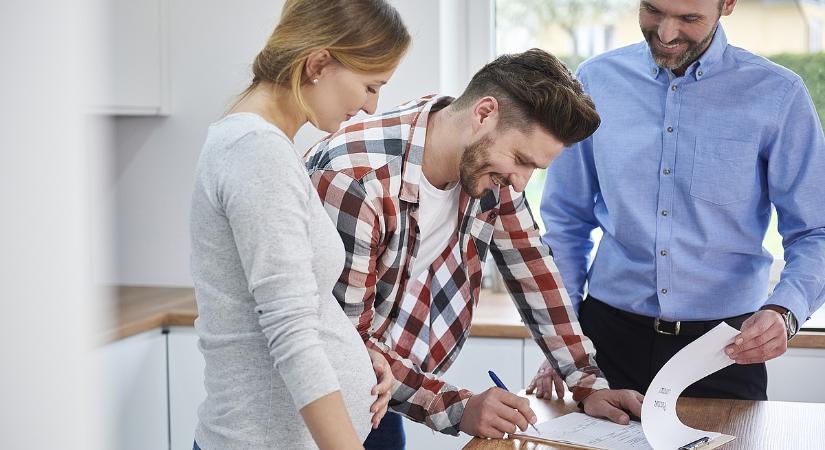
[218,131,341,410]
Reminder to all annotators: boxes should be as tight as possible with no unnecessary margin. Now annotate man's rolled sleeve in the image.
[492,186,609,401]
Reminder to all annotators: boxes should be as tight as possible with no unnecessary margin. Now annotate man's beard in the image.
[459,135,495,199]
[644,23,717,73]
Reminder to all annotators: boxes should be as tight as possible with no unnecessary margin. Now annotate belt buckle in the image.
[654,318,681,335]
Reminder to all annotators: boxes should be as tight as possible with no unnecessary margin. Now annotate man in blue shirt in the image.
[532,0,825,401]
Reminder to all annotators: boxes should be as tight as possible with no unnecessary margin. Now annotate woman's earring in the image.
[312,78,319,84]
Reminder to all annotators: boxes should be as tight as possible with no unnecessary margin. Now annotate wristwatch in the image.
[760,305,799,340]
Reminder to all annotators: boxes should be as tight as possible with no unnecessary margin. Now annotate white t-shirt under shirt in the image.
[410,173,461,282]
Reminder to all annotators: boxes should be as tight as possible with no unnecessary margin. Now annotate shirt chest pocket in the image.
[689,137,758,205]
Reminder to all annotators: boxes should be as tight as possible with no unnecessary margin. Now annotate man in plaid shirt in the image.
[306,49,643,446]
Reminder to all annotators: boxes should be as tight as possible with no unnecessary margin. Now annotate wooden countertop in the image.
[100,286,198,343]
[101,286,825,350]
[462,393,825,449]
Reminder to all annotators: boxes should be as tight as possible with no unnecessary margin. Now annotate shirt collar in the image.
[645,23,728,81]
[399,95,453,203]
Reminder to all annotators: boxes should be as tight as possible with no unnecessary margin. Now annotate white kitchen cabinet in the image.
[767,347,825,402]
[98,330,169,450]
[167,327,206,450]
[403,337,523,450]
[92,0,170,115]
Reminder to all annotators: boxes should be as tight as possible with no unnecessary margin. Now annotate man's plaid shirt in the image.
[305,95,608,435]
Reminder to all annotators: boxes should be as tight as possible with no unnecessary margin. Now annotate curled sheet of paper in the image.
[641,322,739,449]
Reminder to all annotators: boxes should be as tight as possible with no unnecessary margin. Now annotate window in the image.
[497,0,640,238]
[811,18,823,52]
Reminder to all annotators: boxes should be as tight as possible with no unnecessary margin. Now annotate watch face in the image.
[788,312,799,334]
[783,311,798,339]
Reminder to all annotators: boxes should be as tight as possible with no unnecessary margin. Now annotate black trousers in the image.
[579,296,768,400]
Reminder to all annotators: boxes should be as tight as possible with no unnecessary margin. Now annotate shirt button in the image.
[660,250,668,256]
[667,126,673,133]
[697,70,704,77]
[661,288,668,294]
[663,168,672,175]
[661,210,669,216]
[671,85,677,91]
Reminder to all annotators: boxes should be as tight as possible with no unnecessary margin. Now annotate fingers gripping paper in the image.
[641,323,739,449]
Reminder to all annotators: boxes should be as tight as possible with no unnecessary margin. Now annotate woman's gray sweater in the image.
[190,113,375,449]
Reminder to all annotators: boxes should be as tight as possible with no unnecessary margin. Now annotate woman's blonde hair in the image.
[237,0,410,120]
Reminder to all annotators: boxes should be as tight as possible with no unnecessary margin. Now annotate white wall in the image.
[111,0,464,285]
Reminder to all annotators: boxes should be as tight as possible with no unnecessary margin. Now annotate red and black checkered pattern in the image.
[306,95,608,435]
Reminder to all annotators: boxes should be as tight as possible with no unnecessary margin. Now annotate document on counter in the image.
[641,322,738,450]
[513,323,738,450]
[513,412,651,450]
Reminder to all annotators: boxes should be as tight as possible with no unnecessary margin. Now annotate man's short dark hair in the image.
[452,48,600,146]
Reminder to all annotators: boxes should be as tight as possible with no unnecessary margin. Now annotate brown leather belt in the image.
[586,296,753,337]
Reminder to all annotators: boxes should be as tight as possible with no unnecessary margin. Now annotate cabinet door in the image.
[167,327,206,450]
[403,337,523,450]
[766,347,825,402]
[98,330,169,450]
[92,0,169,115]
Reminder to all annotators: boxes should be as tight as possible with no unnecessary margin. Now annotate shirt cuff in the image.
[570,374,610,403]
[426,386,473,436]
[766,284,811,328]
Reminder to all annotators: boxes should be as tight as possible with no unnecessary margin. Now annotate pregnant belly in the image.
[317,298,377,441]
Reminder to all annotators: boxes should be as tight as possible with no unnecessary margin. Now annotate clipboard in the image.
[509,412,736,450]
[510,431,735,450]
[677,434,736,450]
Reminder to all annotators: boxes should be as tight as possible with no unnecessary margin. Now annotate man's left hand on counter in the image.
[526,360,566,400]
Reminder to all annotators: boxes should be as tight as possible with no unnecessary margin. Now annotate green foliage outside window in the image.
[768,52,825,125]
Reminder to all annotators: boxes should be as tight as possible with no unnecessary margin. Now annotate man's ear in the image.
[304,49,334,81]
[471,96,499,133]
[721,0,737,16]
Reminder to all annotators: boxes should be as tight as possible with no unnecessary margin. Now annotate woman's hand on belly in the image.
[368,349,394,428]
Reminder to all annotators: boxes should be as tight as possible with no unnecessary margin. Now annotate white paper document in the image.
[641,322,739,449]
[517,412,652,450]
[514,323,738,449]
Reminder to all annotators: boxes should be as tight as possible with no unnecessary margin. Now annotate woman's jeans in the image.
[363,411,406,450]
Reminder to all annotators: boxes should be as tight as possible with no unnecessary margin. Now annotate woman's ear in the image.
[304,49,333,82]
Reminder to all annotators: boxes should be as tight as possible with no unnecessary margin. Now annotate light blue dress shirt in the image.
[541,26,825,325]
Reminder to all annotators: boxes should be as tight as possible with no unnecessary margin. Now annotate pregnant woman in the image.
[189,1,409,448]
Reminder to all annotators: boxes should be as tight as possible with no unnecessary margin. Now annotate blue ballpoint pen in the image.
[487,370,541,435]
